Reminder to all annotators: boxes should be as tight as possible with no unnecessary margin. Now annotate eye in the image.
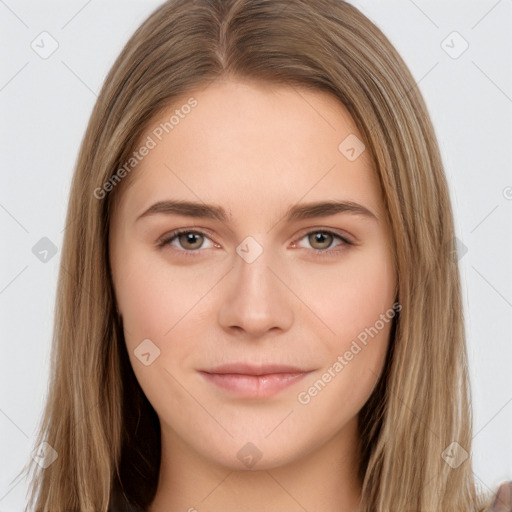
[158,228,216,253]
[158,227,353,257]
[292,229,353,256]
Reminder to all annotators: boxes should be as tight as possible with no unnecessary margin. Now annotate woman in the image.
[23,0,511,510]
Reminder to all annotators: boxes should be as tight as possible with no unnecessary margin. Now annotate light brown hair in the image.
[22,0,497,510]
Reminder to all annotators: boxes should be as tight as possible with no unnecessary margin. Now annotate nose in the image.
[217,245,294,338]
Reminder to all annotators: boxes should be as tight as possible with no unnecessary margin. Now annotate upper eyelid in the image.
[293,226,353,243]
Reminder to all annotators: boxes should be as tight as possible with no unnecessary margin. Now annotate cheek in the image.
[113,250,212,414]
[113,248,225,408]
[114,248,214,344]
[295,242,396,340]
[292,243,395,408]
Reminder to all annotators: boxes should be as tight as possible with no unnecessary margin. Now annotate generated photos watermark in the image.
[93,97,198,200]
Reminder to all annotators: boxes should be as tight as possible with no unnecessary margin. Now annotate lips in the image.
[204,363,309,375]
[199,363,313,398]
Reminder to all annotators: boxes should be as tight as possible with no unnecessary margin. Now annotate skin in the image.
[109,77,397,512]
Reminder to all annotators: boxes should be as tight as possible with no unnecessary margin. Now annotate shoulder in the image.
[489,481,512,511]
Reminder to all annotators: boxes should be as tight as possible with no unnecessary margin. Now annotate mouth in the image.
[198,363,314,399]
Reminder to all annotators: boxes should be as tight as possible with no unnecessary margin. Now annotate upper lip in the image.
[201,363,311,376]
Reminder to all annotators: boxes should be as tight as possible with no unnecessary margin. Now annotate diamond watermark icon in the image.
[237,442,263,469]
[441,441,468,468]
[236,236,263,263]
[32,237,58,263]
[31,31,59,59]
[453,237,468,262]
[32,441,58,469]
[338,134,365,162]
[134,338,161,366]
[441,31,469,59]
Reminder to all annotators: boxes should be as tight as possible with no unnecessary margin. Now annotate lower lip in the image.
[199,371,311,398]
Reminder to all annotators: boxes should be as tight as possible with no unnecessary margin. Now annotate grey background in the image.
[1,0,511,509]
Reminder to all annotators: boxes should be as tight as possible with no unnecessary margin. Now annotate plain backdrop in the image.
[1,0,511,510]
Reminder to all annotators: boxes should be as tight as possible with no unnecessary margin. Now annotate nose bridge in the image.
[234,233,277,290]
[234,239,280,307]
[217,237,294,335]
[238,246,274,294]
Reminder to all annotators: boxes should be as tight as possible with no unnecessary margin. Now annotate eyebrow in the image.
[136,199,378,223]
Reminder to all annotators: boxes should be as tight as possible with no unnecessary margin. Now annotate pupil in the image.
[182,233,201,248]
[311,232,331,249]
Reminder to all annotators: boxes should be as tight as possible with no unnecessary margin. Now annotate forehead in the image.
[114,78,382,222]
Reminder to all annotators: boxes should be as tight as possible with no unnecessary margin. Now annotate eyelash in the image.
[157,227,353,258]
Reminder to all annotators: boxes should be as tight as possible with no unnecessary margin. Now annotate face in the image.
[109,78,397,471]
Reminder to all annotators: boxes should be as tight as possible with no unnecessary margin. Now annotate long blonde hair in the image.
[23,0,496,510]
